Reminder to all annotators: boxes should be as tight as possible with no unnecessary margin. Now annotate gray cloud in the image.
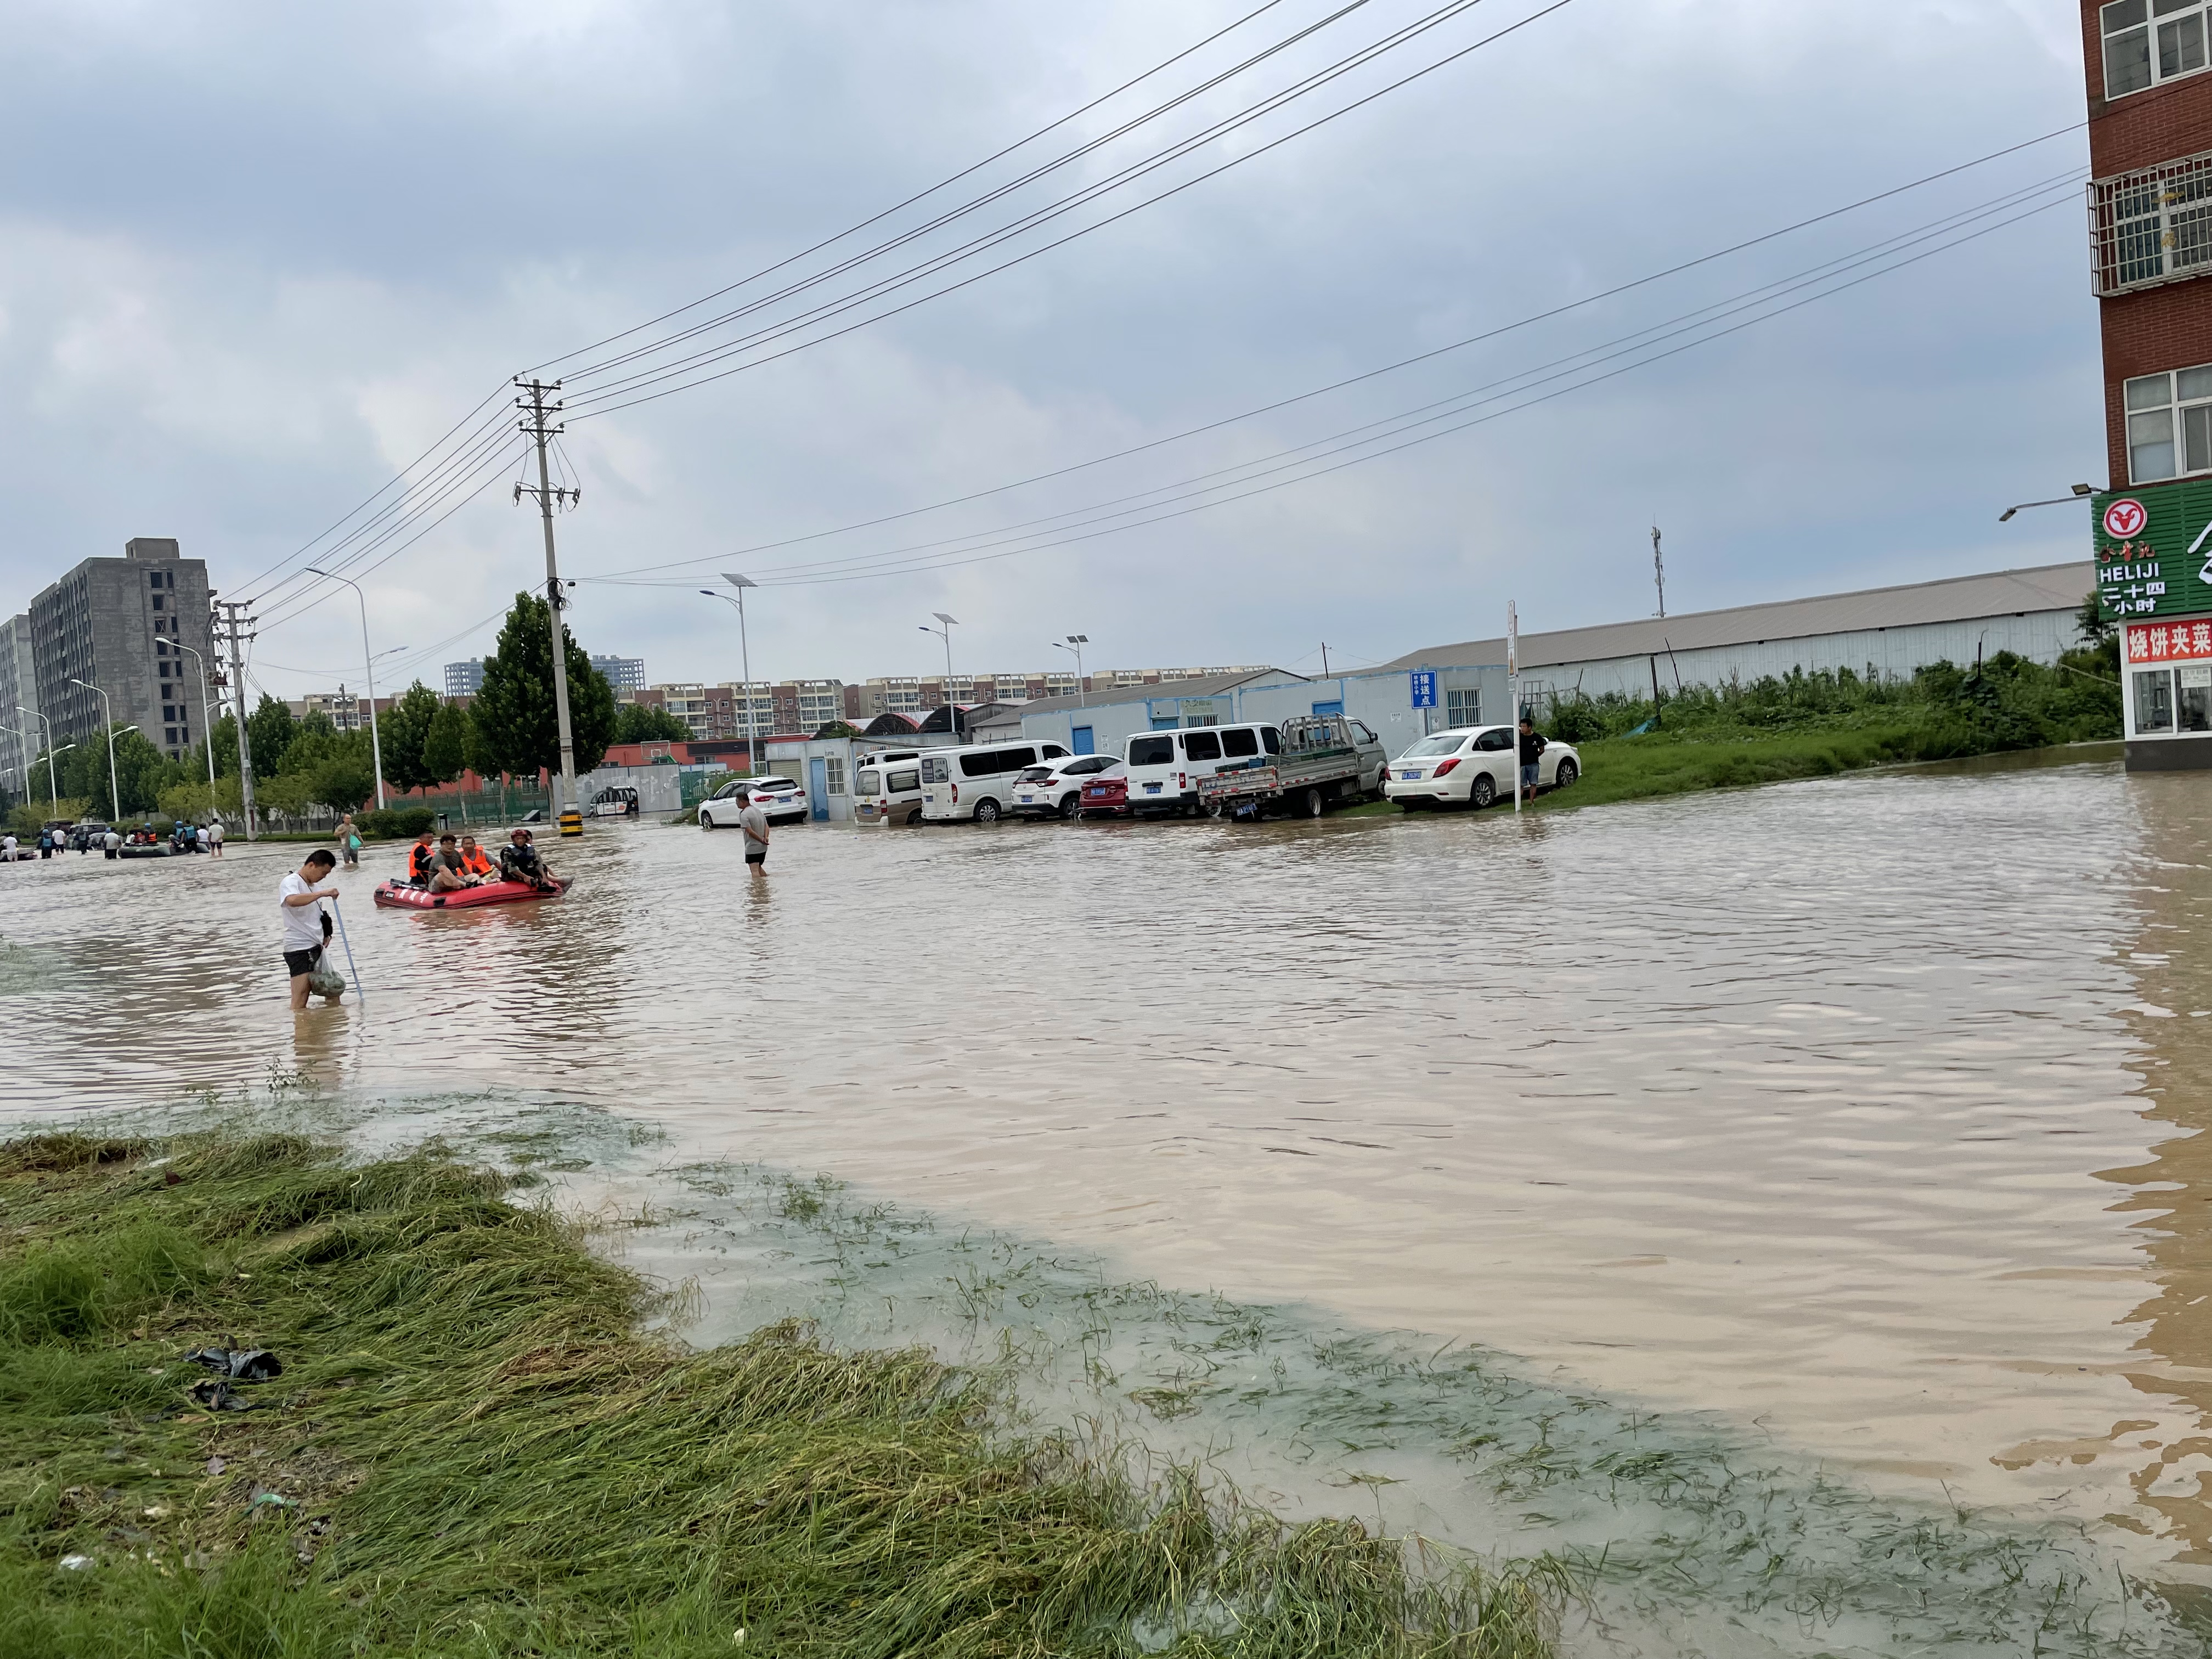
[0,0,2096,695]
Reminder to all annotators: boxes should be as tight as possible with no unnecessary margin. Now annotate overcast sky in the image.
[0,0,2095,697]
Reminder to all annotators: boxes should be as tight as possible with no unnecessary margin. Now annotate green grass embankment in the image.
[0,1130,1559,1658]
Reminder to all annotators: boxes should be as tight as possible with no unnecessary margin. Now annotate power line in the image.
[561,0,1578,418]
[526,0,1306,375]
[571,149,2087,588]
[586,190,2076,592]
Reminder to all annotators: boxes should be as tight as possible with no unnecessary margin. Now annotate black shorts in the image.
[283,947,322,978]
[744,851,766,865]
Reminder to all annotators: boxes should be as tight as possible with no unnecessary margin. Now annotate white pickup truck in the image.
[1196,715,1387,819]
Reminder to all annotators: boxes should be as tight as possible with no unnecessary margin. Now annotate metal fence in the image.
[2090,153,2212,296]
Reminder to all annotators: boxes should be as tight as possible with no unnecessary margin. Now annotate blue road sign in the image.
[1409,670,1437,708]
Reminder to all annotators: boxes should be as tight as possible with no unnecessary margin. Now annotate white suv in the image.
[700,775,811,829]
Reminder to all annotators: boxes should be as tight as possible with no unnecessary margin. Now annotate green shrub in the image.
[357,807,437,841]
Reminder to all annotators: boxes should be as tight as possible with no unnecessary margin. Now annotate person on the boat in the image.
[499,827,556,891]
[426,833,476,893]
[407,828,437,885]
[456,834,497,880]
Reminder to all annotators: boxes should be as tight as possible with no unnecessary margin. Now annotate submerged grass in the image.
[0,1128,1560,1658]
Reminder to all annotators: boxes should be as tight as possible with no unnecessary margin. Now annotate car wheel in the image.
[905,808,924,825]
[974,799,1001,824]
[1302,787,1324,818]
[1057,793,1080,820]
[700,809,716,829]
[1553,757,1578,788]
[1468,774,1496,810]
[1202,797,1226,819]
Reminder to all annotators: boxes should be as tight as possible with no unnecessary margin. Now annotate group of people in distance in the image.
[405,826,557,893]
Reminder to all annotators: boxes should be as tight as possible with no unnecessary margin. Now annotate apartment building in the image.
[0,614,38,800]
[2088,0,2212,767]
[27,538,216,761]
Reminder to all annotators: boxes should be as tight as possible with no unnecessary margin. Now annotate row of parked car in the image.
[830,717,1580,826]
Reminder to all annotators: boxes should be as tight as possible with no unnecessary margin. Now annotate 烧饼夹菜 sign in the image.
[2094,482,2212,622]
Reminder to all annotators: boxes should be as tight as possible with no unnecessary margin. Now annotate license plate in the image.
[1143,782,1162,793]
[1400,770,1420,780]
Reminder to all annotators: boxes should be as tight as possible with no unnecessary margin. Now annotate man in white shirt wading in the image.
[737,791,771,874]
[279,849,340,1011]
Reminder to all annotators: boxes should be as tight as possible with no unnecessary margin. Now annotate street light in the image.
[303,568,387,810]
[67,679,122,821]
[703,573,762,772]
[170,642,218,795]
[1053,634,1089,707]
[16,704,58,806]
[1998,483,2094,522]
[921,613,958,735]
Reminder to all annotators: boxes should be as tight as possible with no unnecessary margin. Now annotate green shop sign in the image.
[2094,481,2212,622]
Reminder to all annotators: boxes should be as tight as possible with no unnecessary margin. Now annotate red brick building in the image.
[2087,0,2212,766]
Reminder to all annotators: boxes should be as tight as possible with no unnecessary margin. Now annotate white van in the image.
[1123,723,1280,815]
[920,741,1071,823]
[854,751,926,825]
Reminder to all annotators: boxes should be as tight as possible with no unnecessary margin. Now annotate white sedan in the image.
[700,774,811,829]
[1383,725,1580,810]
[1010,754,1121,819]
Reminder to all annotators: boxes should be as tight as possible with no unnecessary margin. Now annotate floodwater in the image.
[5,755,2212,1637]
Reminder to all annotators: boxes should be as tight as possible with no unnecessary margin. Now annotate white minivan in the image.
[1123,723,1280,815]
[919,741,1071,823]
[854,751,926,825]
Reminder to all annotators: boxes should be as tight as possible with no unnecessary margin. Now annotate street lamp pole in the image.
[921,613,958,735]
[720,574,761,772]
[1053,634,1088,707]
[18,705,58,806]
[1997,484,2094,522]
[68,678,120,822]
[304,568,387,810]
[171,642,218,794]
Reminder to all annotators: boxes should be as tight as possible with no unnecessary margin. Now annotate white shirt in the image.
[2,836,14,855]
[737,803,770,851]
[279,873,331,951]
[209,821,224,842]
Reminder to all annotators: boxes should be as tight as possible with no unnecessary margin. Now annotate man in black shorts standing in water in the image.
[279,850,340,1011]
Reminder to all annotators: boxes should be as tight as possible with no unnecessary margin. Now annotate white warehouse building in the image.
[1006,562,2096,762]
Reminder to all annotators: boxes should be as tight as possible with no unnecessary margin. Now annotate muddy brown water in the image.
[5,754,2211,1584]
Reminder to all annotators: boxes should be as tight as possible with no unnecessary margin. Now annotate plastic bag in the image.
[306,956,346,1000]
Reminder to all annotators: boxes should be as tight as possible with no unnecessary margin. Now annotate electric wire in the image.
[526,0,1302,374]
[573,162,2086,589]
[560,0,1576,416]
[588,191,2078,592]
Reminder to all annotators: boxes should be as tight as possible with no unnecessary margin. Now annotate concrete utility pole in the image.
[515,377,582,833]
[1652,526,1666,619]
[216,600,258,840]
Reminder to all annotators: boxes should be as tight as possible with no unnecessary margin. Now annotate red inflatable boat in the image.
[372,877,573,911]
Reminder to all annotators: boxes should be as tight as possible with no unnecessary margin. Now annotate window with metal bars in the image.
[2093,154,2212,294]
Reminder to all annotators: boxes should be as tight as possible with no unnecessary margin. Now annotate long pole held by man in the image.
[516,379,582,835]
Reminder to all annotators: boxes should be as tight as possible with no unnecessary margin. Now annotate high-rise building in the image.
[591,654,646,691]
[2089,2,2212,769]
[0,614,38,802]
[447,653,644,696]
[28,538,216,761]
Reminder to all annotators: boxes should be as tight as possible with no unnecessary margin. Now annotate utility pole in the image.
[1651,526,1666,619]
[215,600,258,840]
[1321,642,1330,676]
[515,377,583,834]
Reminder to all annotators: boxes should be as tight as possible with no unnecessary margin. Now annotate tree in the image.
[2077,587,2114,647]
[245,693,297,777]
[421,699,470,787]
[613,702,693,744]
[69,725,172,819]
[379,681,444,793]
[471,592,619,780]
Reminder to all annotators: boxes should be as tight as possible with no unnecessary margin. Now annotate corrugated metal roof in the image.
[1001,666,1304,719]
[1381,562,2095,671]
